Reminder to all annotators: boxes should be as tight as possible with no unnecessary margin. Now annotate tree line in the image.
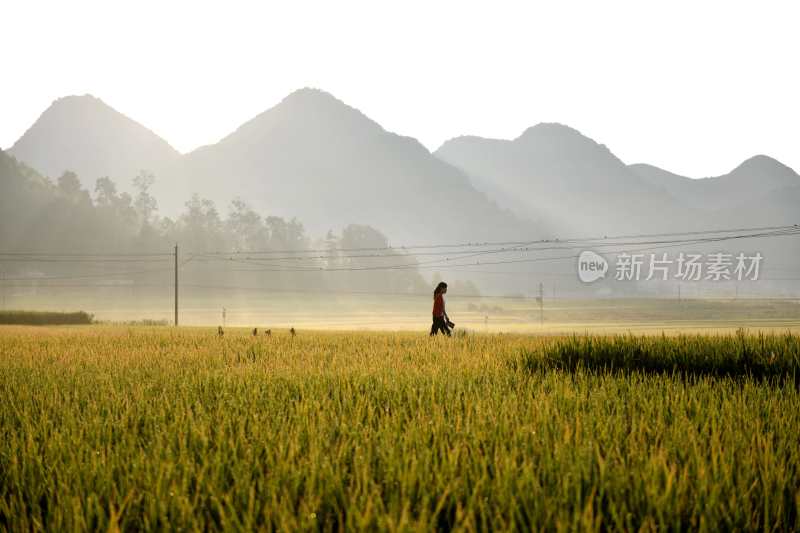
[0,150,441,295]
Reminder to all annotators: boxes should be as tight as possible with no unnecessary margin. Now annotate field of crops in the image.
[1,326,799,531]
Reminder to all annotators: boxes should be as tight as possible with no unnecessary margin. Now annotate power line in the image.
[196,226,800,270]
[0,225,796,282]
[409,227,800,272]
[0,266,174,282]
[0,224,795,263]
[0,257,171,263]
[187,227,800,273]
[3,227,787,268]
[0,251,172,257]
[188,223,800,256]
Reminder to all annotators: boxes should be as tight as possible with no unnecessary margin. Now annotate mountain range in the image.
[6,89,799,245]
[436,124,692,235]
[8,90,533,244]
[630,156,800,227]
[179,89,531,243]
[435,125,800,236]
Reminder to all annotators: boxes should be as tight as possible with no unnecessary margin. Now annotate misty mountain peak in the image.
[516,123,611,154]
[281,87,343,106]
[18,94,110,122]
[511,122,623,171]
[728,154,797,182]
[8,93,181,207]
[19,94,165,139]
[435,135,503,154]
[11,93,179,154]
[181,88,529,242]
[48,93,108,110]
[217,87,384,146]
[517,122,584,141]
[631,153,799,212]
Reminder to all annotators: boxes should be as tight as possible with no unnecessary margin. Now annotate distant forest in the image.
[0,150,478,295]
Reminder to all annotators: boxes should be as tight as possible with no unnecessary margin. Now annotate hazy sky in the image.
[1,0,797,177]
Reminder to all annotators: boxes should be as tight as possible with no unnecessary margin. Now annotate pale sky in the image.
[1,0,798,177]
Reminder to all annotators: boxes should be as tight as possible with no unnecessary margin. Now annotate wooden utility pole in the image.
[174,244,179,326]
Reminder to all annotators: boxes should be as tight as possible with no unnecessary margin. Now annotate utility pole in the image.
[538,282,544,327]
[678,283,681,303]
[174,244,179,327]
[1,271,5,310]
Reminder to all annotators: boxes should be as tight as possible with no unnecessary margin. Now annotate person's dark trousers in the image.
[430,316,451,336]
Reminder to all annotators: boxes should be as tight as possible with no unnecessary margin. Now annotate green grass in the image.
[520,329,800,380]
[0,327,798,531]
[0,310,93,325]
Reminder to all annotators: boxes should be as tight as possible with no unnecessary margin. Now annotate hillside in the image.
[0,149,64,250]
[435,124,692,235]
[181,88,538,243]
[8,95,184,212]
[630,155,800,211]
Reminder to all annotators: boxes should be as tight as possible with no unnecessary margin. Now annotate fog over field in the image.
[2,87,799,326]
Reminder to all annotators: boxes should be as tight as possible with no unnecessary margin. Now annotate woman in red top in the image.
[430,281,452,336]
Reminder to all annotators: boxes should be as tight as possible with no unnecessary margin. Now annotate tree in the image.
[93,177,137,248]
[133,170,158,224]
[340,224,388,250]
[338,224,426,293]
[94,176,118,208]
[227,198,268,250]
[57,171,83,197]
[178,194,225,253]
[265,216,306,251]
[54,170,92,211]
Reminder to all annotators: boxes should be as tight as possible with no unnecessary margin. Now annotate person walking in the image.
[430,281,452,336]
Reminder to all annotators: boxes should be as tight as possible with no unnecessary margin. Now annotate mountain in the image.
[628,156,800,269]
[630,155,800,211]
[181,88,538,243]
[435,123,692,235]
[8,95,184,212]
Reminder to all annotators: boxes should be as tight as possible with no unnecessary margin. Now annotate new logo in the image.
[577,251,608,283]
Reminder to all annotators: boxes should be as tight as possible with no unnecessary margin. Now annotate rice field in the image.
[1,326,799,531]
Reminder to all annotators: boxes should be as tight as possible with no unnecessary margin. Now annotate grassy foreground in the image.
[1,327,799,531]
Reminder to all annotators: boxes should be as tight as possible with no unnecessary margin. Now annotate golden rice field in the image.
[1,326,799,531]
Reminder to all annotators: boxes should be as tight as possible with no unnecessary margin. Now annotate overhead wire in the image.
[189,223,800,256]
[0,225,797,282]
[190,226,800,273]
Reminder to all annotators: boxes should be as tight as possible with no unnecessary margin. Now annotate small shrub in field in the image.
[0,310,93,325]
